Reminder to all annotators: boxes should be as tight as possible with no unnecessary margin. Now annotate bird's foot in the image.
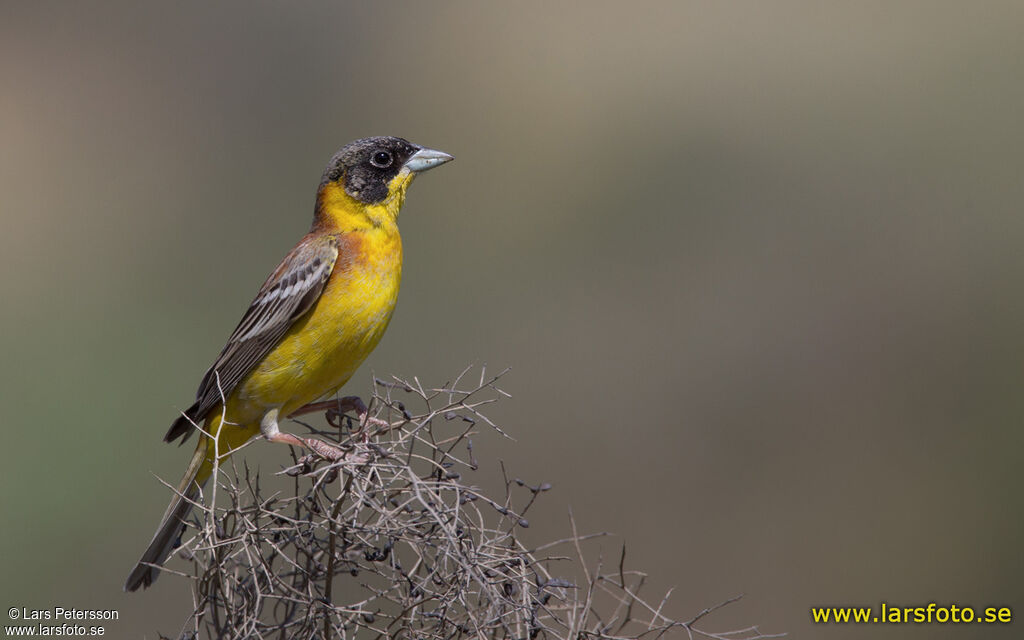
[280,436,373,477]
[264,408,372,476]
[289,396,389,434]
[302,436,371,464]
[268,431,369,463]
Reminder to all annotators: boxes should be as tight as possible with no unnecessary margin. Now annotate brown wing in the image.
[164,234,339,443]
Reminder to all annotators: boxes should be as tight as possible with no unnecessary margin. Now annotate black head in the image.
[320,136,422,204]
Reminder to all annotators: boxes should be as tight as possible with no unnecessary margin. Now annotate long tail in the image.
[124,434,214,591]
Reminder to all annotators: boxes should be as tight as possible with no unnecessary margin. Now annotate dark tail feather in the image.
[164,400,202,444]
[124,436,209,591]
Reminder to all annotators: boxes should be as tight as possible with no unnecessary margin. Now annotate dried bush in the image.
[156,367,781,640]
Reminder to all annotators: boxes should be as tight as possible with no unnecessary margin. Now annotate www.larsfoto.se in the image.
[812,603,1012,624]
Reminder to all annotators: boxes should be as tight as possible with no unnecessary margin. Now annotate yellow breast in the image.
[230,227,402,421]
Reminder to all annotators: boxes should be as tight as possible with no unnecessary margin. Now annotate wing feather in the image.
[164,235,339,443]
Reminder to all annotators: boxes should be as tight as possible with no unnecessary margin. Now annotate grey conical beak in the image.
[404,147,454,173]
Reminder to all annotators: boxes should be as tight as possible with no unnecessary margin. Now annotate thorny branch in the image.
[155,366,782,640]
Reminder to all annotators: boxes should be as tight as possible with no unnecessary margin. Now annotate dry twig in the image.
[154,367,780,640]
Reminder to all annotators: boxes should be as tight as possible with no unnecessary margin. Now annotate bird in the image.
[124,136,453,592]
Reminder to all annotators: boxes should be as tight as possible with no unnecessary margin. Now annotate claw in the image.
[289,395,389,435]
[271,398,387,469]
[325,408,345,429]
[298,436,371,465]
[302,437,348,461]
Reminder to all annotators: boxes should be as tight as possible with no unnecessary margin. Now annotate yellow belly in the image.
[209,231,401,451]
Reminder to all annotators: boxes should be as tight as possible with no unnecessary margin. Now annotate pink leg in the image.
[261,409,368,464]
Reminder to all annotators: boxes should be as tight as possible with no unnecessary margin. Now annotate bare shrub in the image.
[156,367,781,640]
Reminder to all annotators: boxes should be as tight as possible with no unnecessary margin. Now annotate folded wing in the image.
[164,235,339,443]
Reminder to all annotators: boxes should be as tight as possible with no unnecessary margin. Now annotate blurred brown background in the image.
[2,1,1022,638]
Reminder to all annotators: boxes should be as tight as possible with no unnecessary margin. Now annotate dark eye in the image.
[370,150,393,168]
